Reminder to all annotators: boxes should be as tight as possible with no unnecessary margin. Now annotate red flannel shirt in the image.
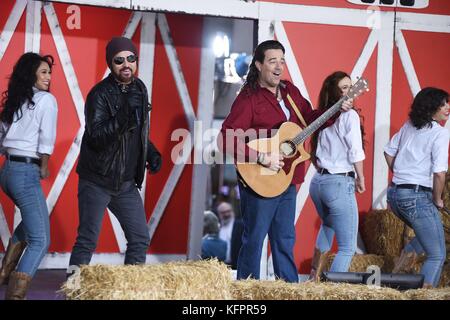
[219,80,336,185]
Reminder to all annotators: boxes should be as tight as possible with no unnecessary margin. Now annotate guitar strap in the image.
[286,94,307,128]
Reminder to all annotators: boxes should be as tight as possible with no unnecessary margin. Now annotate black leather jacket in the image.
[77,74,161,191]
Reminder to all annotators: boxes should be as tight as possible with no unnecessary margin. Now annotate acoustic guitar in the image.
[236,77,369,198]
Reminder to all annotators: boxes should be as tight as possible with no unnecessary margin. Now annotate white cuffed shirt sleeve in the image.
[431,128,449,173]
[343,109,365,163]
[384,126,403,157]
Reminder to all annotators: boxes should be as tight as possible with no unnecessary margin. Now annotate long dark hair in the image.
[311,71,366,168]
[0,52,54,125]
[409,87,448,129]
[241,40,285,93]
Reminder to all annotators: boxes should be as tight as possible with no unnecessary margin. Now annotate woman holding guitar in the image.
[308,71,366,281]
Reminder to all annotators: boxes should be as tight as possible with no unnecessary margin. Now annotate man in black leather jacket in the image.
[67,37,161,273]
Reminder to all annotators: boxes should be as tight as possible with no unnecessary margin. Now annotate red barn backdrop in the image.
[0,0,213,267]
[0,0,449,278]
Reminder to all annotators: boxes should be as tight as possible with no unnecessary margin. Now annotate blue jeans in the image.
[309,173,358,272]
[0,160,50,277]
[387,186,445,287]
[69,179,150,267]
[237,182,298,283]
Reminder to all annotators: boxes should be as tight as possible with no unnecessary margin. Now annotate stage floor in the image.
[0,269,66,300]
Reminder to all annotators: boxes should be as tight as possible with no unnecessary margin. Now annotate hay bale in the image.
[325,254,385,273]
[443,170,450,209]
[61,258,450,300]
[439,209,450,239]
[382,255,396,273]
[325,252,449,288]
[408,254,427,274]
[231,280,405,300]
[360,170,450,287]
[61,259,233,300]
[392,254,449,288]
[231,279,305,300]
[408,258,450,288]
[361,209,405,258]
[403,287,450,300]
[434,182,450,287]
[402,226,415,248]
[438,262,450,288]
[232,279,449,300]
[441,169,450,263]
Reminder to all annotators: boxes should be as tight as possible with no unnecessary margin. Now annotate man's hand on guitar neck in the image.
[257,152,284,172]
[341,98,353,112]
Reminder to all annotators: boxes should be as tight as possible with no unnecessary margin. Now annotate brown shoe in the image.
[5,271,32,300]
[309,247,330,282]
[0,239,27,285]
[393,249,418,273]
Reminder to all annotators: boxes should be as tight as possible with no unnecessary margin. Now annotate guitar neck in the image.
[293,97,347,145]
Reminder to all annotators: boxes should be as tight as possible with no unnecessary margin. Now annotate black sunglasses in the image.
[113,54,138,65]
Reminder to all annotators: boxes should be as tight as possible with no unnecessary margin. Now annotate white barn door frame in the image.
[1,0,448,270]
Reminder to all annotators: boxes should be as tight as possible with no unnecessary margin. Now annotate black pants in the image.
[69,179,150,267]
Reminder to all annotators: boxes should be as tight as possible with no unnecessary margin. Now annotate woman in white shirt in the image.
[385,87,449,288]
[308,71,366,281]
[0,52,58,299]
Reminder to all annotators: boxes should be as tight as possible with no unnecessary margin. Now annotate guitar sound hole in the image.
[279,141,296,157]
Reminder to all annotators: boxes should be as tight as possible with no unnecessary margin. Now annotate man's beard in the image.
[114,67,134,84]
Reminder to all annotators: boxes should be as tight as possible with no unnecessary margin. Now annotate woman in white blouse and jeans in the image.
[385,87,448,288]
[0,53,58,299]
[308,71,366,281]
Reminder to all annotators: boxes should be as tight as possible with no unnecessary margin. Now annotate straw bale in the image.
[438,263,450,288]
[322,254,448,287]
[439,209,450,240]
[325,254,385,273]
[231,279,405,300]
[443,170,450,209]
[62,259,233,300]
[61,259,450,300]
[403,287,450,300]
[408,254,427,274]
[402,226,415,248]
[232,279,450,300]
[361,209,405,258]
[408,258,450,288]
[442,170,450,262]
[392,254,449,288]
[382,255,396,273]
